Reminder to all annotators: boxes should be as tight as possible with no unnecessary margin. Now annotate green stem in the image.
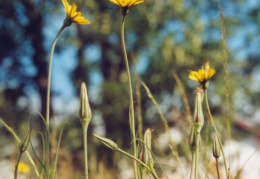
[82,123,89,179]
[120,15,138,178]
[216,158,220,179]
[194,133,200,179]
[117,148,159,179]
[46,24,66,126]
[0,118,39,177]
[46,24,66,177]
[190,151,195,179]
[205,90,229,178]
[14,152,22,179]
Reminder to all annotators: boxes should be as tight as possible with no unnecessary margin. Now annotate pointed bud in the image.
[143,129,153,168]
[213,134,221,158]
[193,87,204,133]
[19,127,32,153]
[79,82,92,124]
[93,134,118,151]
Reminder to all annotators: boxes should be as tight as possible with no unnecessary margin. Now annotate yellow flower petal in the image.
[109,0,143,7]
[70,3,79,18]
[109,0,120,6]
[188,62,216,83]
[62,0,91,25]
[74,16,91,24]
[129,0,144,6]
[62,0,71,15]
[18,162,31,173]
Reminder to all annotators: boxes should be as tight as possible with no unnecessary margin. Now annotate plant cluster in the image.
[0,0,242,179]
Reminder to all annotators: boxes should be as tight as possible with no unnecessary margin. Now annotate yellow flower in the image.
[189,61,216,83]
[18,162,31,173]
[109,0,144,8]
[62,0,91,25]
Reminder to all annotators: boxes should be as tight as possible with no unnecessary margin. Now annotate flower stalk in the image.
[93,134,159,179]
[213,134,221,179]
[45,24,66,177]
[45,1,90,176]
[79,82,92,179]
[121,14,138,179]
[189,87,204,179]
[205,89,229,178]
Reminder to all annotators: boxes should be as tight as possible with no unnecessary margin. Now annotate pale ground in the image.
[1,136,260,178]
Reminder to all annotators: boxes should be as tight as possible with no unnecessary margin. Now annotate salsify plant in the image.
[188,61,229,179]
[0,0,247,179]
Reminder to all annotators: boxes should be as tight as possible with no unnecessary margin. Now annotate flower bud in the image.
[79,82,92,124]
[19,127,32,153]
[193,87,204,133]
[143,128,153,168]
[93,134,118,151]
[213,134,221,158]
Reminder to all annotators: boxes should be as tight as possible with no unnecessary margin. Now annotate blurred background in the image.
[1,0,260,178]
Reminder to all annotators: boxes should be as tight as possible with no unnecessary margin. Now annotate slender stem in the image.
[120,15,138,178]
[46,24,66,126]
[205,90,229,178]
[14,152,22,179]
[0,118,39,177]
[45,24,66,177]
[52,129,63,179]
[216,158,221,179]
[190,151,195,179]
[194,133,200,179]
[82,123,89,179]
[117,148,159,179]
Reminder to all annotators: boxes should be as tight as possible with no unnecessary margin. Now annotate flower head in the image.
[18,162,31,173]
[62,0,91,26]
[110,0,144,8]
[189,61,216,85]
[109,0,144,15]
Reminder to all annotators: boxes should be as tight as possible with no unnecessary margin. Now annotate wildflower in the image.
[109,0,144,16]
[79,82,92,124]
[18,162,31,173]
[189,61,215,88]
[62,0,91,26]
